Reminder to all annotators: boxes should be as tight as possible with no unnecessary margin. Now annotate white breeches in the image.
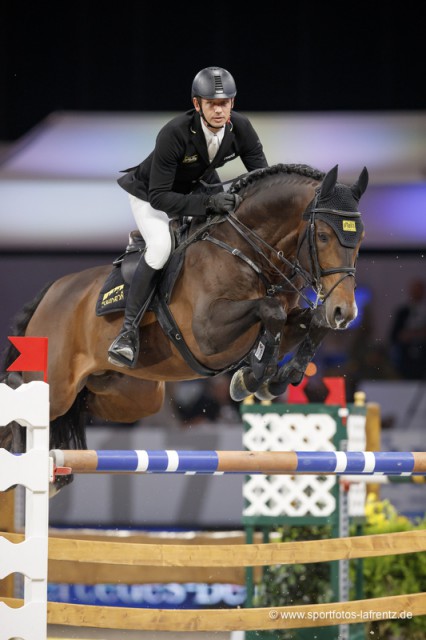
[129,194,172,270]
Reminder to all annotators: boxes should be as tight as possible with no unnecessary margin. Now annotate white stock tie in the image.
[208,134,220,162]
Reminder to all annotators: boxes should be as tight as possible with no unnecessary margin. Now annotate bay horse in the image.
[0,163,368,481]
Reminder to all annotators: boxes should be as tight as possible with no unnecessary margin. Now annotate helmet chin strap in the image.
[196,97,230,130]
[200,110,224,130]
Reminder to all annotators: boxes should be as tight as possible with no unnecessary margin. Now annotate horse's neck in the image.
[239,199,303,251]
[235,176,317,256]
[276,224,304,257]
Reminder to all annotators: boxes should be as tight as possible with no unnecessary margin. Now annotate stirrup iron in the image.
[108,329,140,368]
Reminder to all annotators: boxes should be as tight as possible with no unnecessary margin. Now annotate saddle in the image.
[96,221,184,318]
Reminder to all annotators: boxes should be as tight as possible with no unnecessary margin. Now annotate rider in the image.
[108,66,269,368]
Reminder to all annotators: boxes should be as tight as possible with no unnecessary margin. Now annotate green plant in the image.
[358,493,426,640]
[253,525,334,640]
[251,496,426,640]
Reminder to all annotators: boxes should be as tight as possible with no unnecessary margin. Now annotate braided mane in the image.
[229,163,325,196]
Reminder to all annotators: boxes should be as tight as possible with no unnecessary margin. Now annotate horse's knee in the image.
[258,298,287,334]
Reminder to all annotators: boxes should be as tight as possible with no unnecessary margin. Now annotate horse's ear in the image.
[351,166,369,201]
[319,165,338,199]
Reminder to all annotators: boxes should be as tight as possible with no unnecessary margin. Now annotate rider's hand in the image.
[206,192,242,215]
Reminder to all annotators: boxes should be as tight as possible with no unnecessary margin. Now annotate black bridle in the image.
[201,205,362,311]
[296,207,362,304]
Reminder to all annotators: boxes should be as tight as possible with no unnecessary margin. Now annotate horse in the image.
[0,163,368,479]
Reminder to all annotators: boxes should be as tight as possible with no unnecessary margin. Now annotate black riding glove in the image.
[206,192,242,215]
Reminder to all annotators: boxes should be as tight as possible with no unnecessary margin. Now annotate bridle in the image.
[200,200,363,311]
[296,206,362,305]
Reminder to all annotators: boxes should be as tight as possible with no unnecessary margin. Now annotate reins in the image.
[199,206,360,310]
[201,213,318,308]
[179,169,362,310]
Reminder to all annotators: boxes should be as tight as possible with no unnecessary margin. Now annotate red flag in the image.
[7,337,48,382]
[323,377,346,407]
[287,376,309,403]
[323,376,347,425]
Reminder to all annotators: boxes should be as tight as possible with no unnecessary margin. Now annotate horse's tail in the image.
[50,392,89,451]
[0,281,54,382]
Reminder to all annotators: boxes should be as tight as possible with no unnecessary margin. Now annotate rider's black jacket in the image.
[117,109,268,218]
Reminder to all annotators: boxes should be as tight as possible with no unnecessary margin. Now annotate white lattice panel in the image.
[243,412,338,518]
[244,473,336,517]
[243,412,338,451]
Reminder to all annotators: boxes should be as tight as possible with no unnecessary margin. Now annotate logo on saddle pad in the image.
[101,284,125,307]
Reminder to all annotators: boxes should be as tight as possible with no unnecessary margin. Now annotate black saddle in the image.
[96,220,188,317]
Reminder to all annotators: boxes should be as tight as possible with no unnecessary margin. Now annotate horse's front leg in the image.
[199,296,287,402]
[193,296,287,400]
[255,312,330,400]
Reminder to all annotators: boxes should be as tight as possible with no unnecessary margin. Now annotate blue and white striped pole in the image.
[50,449,426,476]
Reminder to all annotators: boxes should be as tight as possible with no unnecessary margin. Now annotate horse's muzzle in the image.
[314,299,358,330]
[328,299,358,329]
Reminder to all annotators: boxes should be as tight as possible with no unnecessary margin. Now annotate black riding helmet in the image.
[192,67,236,129]
[191,67,237,100]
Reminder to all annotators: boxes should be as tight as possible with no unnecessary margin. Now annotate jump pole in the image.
[50,449,426,476]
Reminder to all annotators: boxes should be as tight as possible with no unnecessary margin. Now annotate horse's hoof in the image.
[230,367,253,401]
[254,383,277,402]
[49,472,74,498]
[6,372,23,389]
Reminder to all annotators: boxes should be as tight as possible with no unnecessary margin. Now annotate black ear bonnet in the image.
[303,166,368,248]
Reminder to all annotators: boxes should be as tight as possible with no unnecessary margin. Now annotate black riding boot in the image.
[108,255,159,368]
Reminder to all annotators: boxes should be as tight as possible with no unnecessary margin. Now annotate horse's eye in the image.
[317,232,328,243]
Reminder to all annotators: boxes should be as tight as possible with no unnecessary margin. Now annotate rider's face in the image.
[193,97,234,130]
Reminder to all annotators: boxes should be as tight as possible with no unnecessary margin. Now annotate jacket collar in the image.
[190,110,235,166]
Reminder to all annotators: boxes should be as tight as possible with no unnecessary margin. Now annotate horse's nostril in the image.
[332,303,357,328]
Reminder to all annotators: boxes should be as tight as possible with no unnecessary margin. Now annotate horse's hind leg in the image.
[86,372,165,423]
[0,421,25,454]
[0,373,26,454]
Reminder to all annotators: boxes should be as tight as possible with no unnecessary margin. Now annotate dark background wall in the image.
[1,3,424,142]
